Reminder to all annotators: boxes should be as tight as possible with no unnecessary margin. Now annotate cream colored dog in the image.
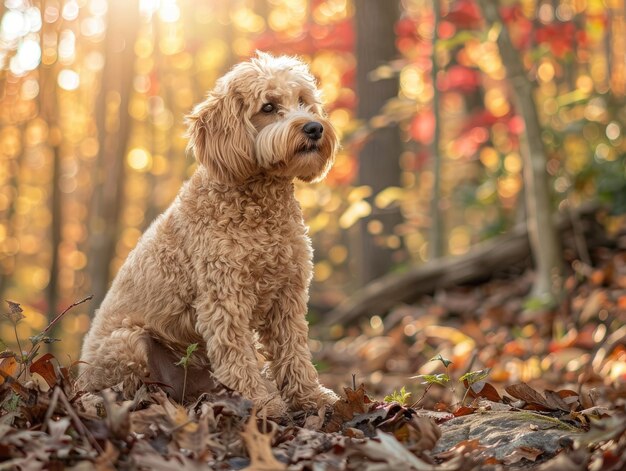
[78,53,339,415]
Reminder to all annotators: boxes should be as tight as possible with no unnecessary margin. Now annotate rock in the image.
[433,411,581,461]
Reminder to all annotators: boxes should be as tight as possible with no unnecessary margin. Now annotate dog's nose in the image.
[303,121,324,141]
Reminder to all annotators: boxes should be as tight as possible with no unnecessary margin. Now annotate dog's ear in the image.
[185,89,256,184]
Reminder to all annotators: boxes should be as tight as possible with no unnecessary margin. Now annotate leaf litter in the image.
[0,240,625,469]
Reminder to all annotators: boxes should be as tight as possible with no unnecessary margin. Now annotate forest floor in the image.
[0,227,625,470]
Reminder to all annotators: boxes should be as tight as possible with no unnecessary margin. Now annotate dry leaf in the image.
[0,356,18,385]
[348,430,434,470]
[4,301,24,324]
[241,413,286,470]
[502,446,543,465]
[453,406,475,417]
[29,353,58,388]
[466,381,502,402]
[505,383,568,411]
[324,384,373,432]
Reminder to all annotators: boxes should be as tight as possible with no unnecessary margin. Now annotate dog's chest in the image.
[247,217,309,285]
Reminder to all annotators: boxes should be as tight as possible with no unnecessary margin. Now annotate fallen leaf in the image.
[240,413,286,470]
[406,416,441,453]
[324,384,373,432]
[303,406,326,431]
[502,446,543,465]
[505,383,568,411]
[453,406,475,417]
[348,430,434,470]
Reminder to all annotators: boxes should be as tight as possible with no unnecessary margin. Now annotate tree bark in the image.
[39,0,62,324]
[354,0,404,284]
[88,0,140,312]
[475,0,562,304]
[429,0,444,259]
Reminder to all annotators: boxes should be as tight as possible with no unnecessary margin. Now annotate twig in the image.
[410,384,433,409]
[41,386,62,434]
[44,295,93,335]
[57,387,105,455]
[181,364,188,405]
[12,324,24,364]
[18,295,93,379]
[458,349,479,406]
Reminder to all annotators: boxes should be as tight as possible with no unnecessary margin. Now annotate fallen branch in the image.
[323,203,602,327]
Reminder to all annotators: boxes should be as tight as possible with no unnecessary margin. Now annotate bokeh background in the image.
[0,0,624,361]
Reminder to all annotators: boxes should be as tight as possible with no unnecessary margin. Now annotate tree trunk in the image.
[354,0,404,284]
[475,0,562,304]
[323,203,599,327]
[38,1,62,325]
[429,0,444,259]
[88,0,140,312]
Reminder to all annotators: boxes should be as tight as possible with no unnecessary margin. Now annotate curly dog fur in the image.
[78,53,340,415]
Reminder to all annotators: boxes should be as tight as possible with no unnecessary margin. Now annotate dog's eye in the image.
[298,97,306,106]
[261,103,275,113]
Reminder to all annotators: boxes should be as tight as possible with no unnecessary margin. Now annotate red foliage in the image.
[445,0,482,30]
[253,19,354,55]
[535,22,577,57]
[438,20,456,40]
[409,110,435,144]
[437,65,481,93]
[501,5,534,50]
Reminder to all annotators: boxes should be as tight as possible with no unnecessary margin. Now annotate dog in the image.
[78,52,340,416]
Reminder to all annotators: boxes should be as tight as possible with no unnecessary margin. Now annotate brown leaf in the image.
[453,406,475,417]
[502,446,543,465]
[348,430,434,470]
[505,383,568,411]
[241,413,286,470]
[406,416,441,453]
[29,353,58,388]
[414,409,455,424]
[543,390,571,412]
[467,381,502,402]
[303,407,326,431]
[0,356,17,385]
[434,438,485,460]
[324,383,373,432]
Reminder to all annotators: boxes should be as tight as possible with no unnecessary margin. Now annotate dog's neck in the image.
[186,166,297,208]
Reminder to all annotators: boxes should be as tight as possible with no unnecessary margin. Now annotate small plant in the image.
[2,298,91,381]
[384,386,412,405]
[459,368,491,405]
[410,353,492,408]
[175,343,198,403]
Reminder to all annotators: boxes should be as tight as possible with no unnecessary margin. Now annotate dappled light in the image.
[0,0,625,469]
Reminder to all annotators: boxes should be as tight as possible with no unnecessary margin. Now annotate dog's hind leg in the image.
[76,325,150,399]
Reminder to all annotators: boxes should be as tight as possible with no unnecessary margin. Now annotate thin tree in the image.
[429,0,444,259]
[476,0,562,304]
[88,0,140,311]
[354,0,404,284]
[39,0,62,326]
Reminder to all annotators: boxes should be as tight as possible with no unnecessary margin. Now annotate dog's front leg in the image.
[194,289,287,416]
[260,286,339,410]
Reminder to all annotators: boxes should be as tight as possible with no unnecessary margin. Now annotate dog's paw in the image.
[312,385,340,408]
[289,385,339,411]
[255,394,288,418]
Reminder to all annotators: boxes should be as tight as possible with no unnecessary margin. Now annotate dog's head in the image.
[186,52,338,184]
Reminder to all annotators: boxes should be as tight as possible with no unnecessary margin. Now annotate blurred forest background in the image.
[0,0,625,362]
